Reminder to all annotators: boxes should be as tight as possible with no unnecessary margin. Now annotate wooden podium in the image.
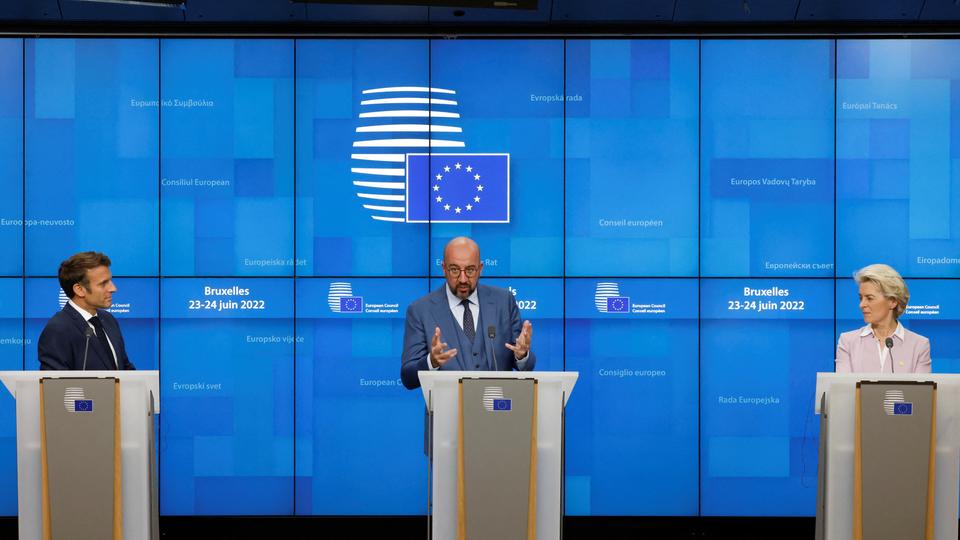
[0,371,159,540]
[815,373,960,540]
[419,371,577,540]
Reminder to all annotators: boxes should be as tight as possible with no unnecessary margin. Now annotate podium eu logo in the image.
[406,154,510,223]
[893,402,913,415]
[492,398,512,411]
[607,297,630,313]
[74,399,93,412]
[340,296,364,313]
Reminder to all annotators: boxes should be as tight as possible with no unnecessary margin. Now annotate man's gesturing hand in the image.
[505,320,533,360]
[430,326,458,368]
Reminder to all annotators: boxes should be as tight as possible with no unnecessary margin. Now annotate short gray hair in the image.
[854,264,909,318]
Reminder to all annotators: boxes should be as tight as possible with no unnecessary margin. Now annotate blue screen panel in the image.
[295,40,429,276]
[161,39,294,276]
[160,278,293,515]
[836,278,960,373]
[429,40,564,277]
[837,40,960,278]
[701,41,835,277]
[700,279,833,516]
[295,278,427,514]
[25,39,158,276]
[565,40,699,277]
[0,279,22,516]
[0,40,22,276]
[24,277,157,371]
[565,278,698,515]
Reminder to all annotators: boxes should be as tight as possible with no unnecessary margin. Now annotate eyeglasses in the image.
[446,265,479,278]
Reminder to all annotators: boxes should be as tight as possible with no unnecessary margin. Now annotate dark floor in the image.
[0,515,818,539]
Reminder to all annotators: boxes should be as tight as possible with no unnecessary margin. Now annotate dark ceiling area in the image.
[1,0,959,33]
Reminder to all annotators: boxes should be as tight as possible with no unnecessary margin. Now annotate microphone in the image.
[81,326,94,371]
[885,337,895,373]
[486,326,498,371]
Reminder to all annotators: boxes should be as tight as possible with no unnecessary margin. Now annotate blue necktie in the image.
[89,316,117,369]
[461,299,475,342]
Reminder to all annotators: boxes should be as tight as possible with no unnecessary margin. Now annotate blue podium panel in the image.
[837,40,960,278]
[25,39,158,276]
[428,277,564,373]
[295,40,429,277]
[24,278,158,371]
[564,278,698,516]
[0,40,21,276]
[294,278,427,514]
[836,278,960,373]
[428,40,564,277]
[0,279,22,516]
[160,278,294,515]
[565,40,699,277]
[161,39,295,277]
[700,279,833,516]
[701,40,835,277]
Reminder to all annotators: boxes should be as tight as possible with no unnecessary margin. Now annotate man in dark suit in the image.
[38,251,135,371]
[401,236,534,390]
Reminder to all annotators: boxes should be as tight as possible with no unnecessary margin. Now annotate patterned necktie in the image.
[461,299,475,342]
[89,316,117,369]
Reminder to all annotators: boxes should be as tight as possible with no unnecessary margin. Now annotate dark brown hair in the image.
[59,251,111,298]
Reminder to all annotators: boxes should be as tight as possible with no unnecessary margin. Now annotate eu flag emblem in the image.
[893,402,913,415]
[340,297,364,313]
[75,399,93,412]
[492,398,512,411]
[607,297,630,313]
[406,153,510,223]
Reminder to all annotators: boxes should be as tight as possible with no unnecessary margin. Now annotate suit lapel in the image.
[429,287,466,370]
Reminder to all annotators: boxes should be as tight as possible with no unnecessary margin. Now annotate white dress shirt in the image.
[859,322,905,373]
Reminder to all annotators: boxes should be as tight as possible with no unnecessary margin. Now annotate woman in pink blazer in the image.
[835,264,931,374]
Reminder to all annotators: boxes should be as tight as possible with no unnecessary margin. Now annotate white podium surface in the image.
[419,370,577,540]
[0,370,160,540]
[815,373,960,540]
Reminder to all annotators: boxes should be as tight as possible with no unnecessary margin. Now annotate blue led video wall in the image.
[838,40,960,277]
[25,39,159,276]
[565,279,698,515]
[0,37,958,519]
[565,40,699,276]
[701,40,835,277]
[700,279,833,515]
[161,40,294,276]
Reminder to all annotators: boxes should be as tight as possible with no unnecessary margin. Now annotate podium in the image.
[814,373,960,540]
[419,371,577,540]
[0,371,160,540]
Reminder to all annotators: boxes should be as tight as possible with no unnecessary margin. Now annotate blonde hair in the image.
[854,264,909,318]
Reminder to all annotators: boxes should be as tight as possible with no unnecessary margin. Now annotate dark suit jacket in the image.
[400,284,535,389]
[38,304,136,371]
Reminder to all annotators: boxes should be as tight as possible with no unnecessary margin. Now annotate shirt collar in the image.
[67,299,96,322]
[860,322,905,341]
[445,284,479,310]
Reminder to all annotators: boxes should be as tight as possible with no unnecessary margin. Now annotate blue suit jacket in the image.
[401,284,536,389]
[38,304,135,371]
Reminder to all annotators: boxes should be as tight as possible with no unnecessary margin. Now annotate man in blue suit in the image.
[401,237,534,389]
[38,251,135,371]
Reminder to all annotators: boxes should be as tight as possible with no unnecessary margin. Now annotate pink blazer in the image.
[835,325,931,374]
